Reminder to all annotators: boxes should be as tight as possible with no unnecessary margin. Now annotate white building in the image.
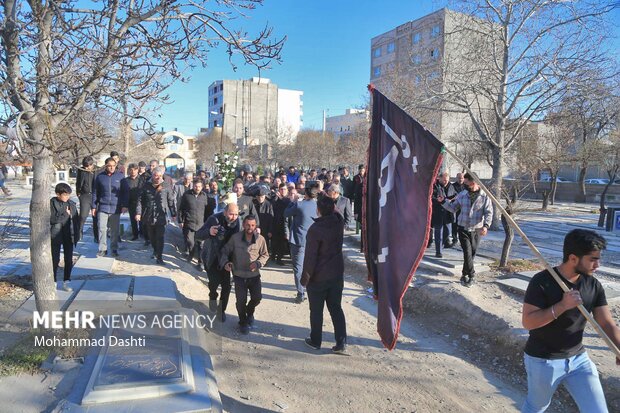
[207,78,303,147]
[326,109,369,138]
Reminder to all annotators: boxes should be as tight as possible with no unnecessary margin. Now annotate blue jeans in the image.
[289,243,305,296]
[522,352,608,413]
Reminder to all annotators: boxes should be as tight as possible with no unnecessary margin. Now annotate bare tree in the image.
[420,1,616,227]
[597,129,620,226]
[0,0,284,311]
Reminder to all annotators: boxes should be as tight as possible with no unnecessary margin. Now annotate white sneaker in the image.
[62,281,73,292]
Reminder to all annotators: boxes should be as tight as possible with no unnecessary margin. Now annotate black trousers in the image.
[129,205,141,238]
[458,226,480,277]
[271,232,288,259]
[78,193,98,243]
[51,230,73,282]
[182,227,201,260]
[307,278,347,347]
[452,211,461,243]
[146,224,166,259]
[432,224,451,254]
[207,267,232,312]
[234,275,262,325]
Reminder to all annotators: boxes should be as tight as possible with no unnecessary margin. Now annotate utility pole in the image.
[220,103,226,154]
[322,109,327,138]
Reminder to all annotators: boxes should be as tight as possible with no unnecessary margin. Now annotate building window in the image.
[219,84,223,92]
[387,42,395,53]
[411,54,422,65]
[412,32,421,44]
[373,47,381,58]
[373,66,381,77]
[430,47,440,60]
[213,97,218,105]
[431,25,441,38]
[219,107,223,114]
[213,120,218,127]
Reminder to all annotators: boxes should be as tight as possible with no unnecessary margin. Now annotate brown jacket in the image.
[219,231,269,279]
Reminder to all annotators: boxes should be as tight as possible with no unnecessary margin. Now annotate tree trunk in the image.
[542,191,549,210]
[499,211,513,267]
[29,127,58,312]
[576,166,587,202]
[550,175,558,205]
[598,179,614,227]
[490,146,505,230]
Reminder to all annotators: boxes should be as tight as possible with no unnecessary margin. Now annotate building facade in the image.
[207,78,303,148]
[370,8,495,178]
[326,109,370,138]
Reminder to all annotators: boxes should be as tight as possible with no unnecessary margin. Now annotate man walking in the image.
[430,172,457,258]
[301,196,347,353]
[521,229,620,413]
[271,183,291,265]
[220,215,269,334]
[76,156,97,242]
[196,202,241,322]
[92,157,125,257]
[179,178,209,264]
[451,172,465,245]
[284,183,319,303]
[326,183,352,230]
[232,178,260,227]
[438,172,492,287]
[135,167,176,265]
[120,163,145,241]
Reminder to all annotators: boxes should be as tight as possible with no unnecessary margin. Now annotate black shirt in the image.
[524,268,607,359]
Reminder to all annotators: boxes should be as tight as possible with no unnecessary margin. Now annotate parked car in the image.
[584,178,610,185]
[540,177,572,183]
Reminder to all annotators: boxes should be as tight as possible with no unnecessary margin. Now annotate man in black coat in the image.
[430,172,457,258]
[253,186,274,249]
[179,178,209,264]
[232,178,260,228]
[301,196,347,353]
[76,156,97,242]
[196,203,242,321]
[271,183,291,265]
[136,167,176,265]
[451,172,466,245]
[120,163,145,241]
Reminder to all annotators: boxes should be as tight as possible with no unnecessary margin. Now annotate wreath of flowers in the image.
[213,151,239,193]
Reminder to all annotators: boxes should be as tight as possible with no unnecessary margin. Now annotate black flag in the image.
[364,86,444,350]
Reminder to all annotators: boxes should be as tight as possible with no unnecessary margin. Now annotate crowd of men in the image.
[47,152,620,408]
[51,155,366,351]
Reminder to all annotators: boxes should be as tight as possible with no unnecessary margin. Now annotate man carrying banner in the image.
[437,172,492,287]
[520,229,620,412]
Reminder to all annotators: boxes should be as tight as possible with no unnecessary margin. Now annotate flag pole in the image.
[442,145,620,360]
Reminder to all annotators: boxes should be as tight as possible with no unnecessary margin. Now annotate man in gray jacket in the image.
[284,183,319,303]
[220,215,269,334]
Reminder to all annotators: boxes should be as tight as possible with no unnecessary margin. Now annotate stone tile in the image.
[131,276,180,311]
[496,278,528,294]
[9,280,85,323]
[68,278,132,313]
[72,256,115,279]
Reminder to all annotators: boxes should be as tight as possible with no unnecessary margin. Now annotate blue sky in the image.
[154,0,445,134]
[154,0,620,135]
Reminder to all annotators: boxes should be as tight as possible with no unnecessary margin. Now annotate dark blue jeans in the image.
[289,243,305,296]
[307,278,347,348]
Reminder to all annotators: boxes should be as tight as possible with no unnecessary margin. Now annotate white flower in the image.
[225,160,230,166]
[233,155,239,160]
[224,154,229,160]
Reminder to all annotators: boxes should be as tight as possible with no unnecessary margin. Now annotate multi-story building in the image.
[207,78,303,149]
[326,109,370,138]
[370,8,495,177]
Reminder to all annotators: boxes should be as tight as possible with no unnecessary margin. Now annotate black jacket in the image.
[254,199,274,235]
[301,213,344,286]
[353,173,364,222]
[196,212,242,270]
[136,182,176,226]
[120,175,144,209]
[179,190,210,231]
[237,194,260,227]
[75,169,94,196]
[50,197,81,245]
[431,181,457,227]
[272,196,291,237]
